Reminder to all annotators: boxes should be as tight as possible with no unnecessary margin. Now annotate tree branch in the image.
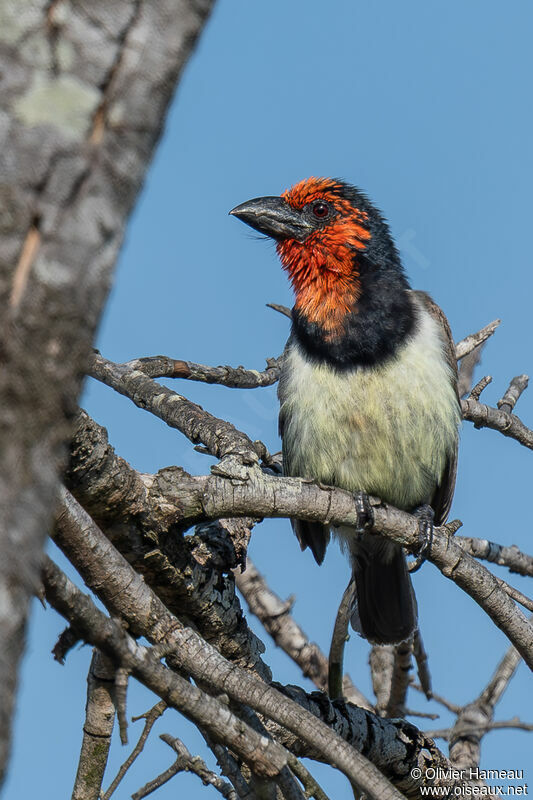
[42,556,404,800]
[102,702,167,800]
[88,353,267,465]
[455,537,533,578]
[71,650,116,800]
[64,411,271,680]
[455,320,501,360]
[127,355,281,388]
[461,397,533,450]
[144,464,533,670]
[236,558,371,709]
[42,558,289,780]
[51,487,451,798]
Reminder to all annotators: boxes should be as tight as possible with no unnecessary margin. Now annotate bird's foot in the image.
[353,491,374,534]
[409,504,435,573]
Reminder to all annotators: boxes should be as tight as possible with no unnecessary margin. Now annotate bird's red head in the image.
[230,177,375,336]
[278,177,371,334]
[231,178,411,368]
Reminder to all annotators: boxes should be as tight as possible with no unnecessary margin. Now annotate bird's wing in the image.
[412,290,460,525]
[278,342,331,564]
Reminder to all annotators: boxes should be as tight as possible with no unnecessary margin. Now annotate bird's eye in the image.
[312,201,329,219]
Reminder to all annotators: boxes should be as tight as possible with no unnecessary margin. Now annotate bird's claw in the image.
[409,504,435,573]
[353,490,374,533]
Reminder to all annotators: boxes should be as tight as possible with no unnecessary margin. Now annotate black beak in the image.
[229,196,313,242]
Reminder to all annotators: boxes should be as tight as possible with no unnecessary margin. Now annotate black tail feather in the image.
[291,519,330,565]
[350,532,417,645]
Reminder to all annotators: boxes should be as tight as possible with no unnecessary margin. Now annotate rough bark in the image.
[72,650,116,800]
[0,0,215,783]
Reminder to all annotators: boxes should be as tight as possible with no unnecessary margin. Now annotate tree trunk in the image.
[0,0,215,783]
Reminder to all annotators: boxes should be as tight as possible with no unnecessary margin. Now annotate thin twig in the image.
[455,319,501,360]
[158,734,237,798]
[328,579,357,701]
[52,624,81,663]
[427,718,533,741]
[131,758,182,799]
[115,666,129,745]
[497,374,529,414]
[102,702,167,800]
[202,735,253,799]
[413,629,432,699]
[266,302,292,319]
[411,685,461,715]
[495,577,533,613]
[469,375,492,401]
[287,754,332,800]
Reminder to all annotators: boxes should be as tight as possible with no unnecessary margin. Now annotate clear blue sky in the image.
[6,2,533,798]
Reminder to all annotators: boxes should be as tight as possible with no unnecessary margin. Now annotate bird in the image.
[230,177,461,645]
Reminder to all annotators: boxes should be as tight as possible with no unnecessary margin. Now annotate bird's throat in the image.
[277,237,361,337]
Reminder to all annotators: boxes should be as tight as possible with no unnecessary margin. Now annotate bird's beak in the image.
[229,196,313,242]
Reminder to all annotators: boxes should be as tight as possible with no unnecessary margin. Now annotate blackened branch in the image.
[50,488,447,799]
[42,558,288,780]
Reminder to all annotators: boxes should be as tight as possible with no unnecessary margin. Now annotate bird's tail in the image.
[349,531,417,645]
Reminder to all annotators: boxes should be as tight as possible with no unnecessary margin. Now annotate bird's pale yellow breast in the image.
[278,300,460,510]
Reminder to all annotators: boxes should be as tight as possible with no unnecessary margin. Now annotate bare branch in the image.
[202,737,253,799]
[267,303,292,319]
[114,667,129,745]
[147,464,533,669]
[461,397,533,450]
[477,642,523,711]
[455,320,501,359]
[51,487,450,798]
[89,353,267,465]
[102,702,167,800]
[496,577,533,613]
[386,639,413,718]
[64,414,271,679]
[456,537,533,578]
[42,558,289,780]
[150,734,237,799]
[413,630,432,699]
[370,646,395,715]
[235,560,371,708]
[127,355,281,389]
[328,579,356,701]
[497,374,529,414]
[469,375,493,401]
[131,759,183,800]
[72,650,116,800]
[286,755,332,800]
